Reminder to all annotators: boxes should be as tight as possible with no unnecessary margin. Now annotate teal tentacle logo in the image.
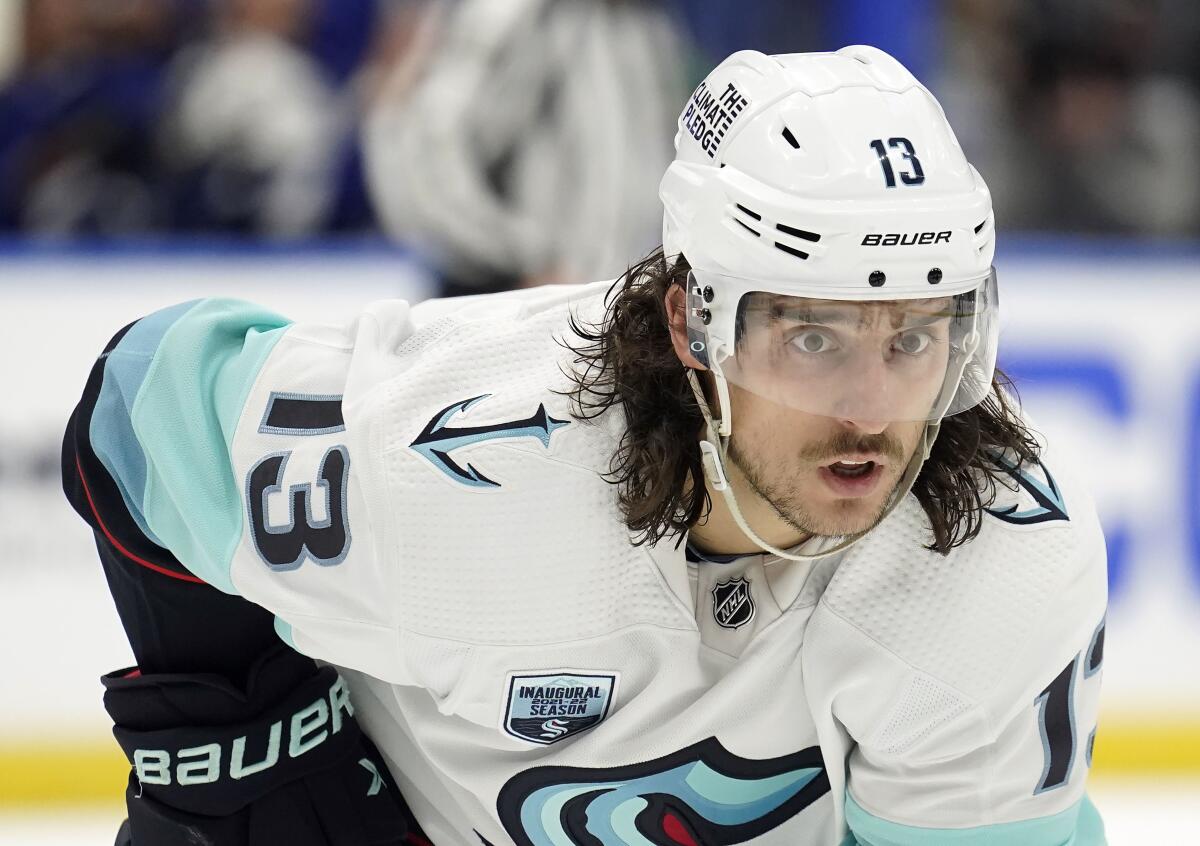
[497,738,830,845]
[409,394,570,488]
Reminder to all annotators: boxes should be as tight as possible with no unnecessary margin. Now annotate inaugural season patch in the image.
[712,577,755,629]
[503,672,618,746]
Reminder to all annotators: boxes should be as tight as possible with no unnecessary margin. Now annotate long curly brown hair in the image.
[565,247,1041,554]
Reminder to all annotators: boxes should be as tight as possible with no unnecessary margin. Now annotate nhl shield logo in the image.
[712,577,755,629]
[503,672,618,745]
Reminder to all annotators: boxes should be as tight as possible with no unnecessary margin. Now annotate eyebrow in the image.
[767,303,953,329]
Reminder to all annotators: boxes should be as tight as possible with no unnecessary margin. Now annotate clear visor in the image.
[711,269,998,424]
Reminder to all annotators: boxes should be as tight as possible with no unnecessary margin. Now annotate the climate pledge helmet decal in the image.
[680,79,750,159]
[497,737,829,845]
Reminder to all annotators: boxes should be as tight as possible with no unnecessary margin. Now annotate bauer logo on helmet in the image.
[862,231,952,246]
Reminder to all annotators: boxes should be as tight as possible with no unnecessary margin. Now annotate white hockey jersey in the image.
[81,282,1108,845]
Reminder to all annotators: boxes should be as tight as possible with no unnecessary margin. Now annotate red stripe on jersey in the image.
[662,812,699,846]
[75,455,207,585]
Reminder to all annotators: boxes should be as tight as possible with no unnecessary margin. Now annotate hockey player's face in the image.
[725,386,925,538]
[725,294,957,424]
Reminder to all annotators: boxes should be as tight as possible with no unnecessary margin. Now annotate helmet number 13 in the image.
[869,137,925,187]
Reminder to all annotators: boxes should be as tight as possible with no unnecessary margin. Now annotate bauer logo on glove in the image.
[130,674,355,787]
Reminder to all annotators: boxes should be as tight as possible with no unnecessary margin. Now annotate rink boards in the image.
[1,241,1197,804]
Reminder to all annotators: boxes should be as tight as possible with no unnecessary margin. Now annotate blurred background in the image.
[1,0,1198,841]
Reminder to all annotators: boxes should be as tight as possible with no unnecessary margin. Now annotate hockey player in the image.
[62,47,1108,845]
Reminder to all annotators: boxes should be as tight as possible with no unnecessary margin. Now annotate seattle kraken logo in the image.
[497,737,830,845]
[409,394,570,488]
[985,454,1069,525]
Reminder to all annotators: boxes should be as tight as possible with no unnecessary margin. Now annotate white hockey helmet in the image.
[661,46,998,429]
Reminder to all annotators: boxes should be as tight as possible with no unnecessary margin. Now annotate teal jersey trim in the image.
[123,298,291,594]
[1073,796,1106,845]
[90,300,203,547]
[274,616,297,649]
[845,793,1106,846]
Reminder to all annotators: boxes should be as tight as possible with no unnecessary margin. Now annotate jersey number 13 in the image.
[246,394,352,571]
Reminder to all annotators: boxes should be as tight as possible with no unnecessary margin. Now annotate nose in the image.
[829,351,893,434]
[836,415,889,436]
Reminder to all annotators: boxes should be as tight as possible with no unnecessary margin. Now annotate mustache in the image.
[799,431,905,464]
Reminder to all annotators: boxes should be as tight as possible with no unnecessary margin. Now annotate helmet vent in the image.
[735,203,761,221]
[781,126,801,149]
[729,203,819,258]
[973,217,993,256]
[775,242,810,260]
[776,221,821,242]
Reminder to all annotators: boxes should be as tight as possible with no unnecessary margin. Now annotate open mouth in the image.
[827,460,876,478]
[817,459,886,497]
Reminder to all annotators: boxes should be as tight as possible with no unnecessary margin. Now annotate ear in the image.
[664,284,708,370]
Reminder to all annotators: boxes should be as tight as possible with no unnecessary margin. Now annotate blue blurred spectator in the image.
[308,0,379,84]
[161,0,344,236]
[0,0,190,234]
[939,0,1200,237]
[0,0,381,238]
[0,0,1195,244]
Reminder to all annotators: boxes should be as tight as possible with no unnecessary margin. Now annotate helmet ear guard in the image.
[683,271,738,438]
[684,272,712,370]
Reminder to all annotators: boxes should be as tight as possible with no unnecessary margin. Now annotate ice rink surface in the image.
[0,780,1195,845]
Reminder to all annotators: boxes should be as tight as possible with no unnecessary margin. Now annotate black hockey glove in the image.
[103,644,414,846]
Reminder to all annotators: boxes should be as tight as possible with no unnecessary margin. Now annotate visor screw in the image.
[868,270,886,287]
[700,308,712,325]
[927,267,943,284]
[703,286,715,303]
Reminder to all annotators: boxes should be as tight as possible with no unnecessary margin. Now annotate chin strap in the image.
[687,369,936,563]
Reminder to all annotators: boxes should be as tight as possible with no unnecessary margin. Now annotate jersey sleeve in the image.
[66,297,413,680]
[805,459,1109,845]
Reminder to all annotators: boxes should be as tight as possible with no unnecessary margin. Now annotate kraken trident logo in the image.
[409,394,569,488]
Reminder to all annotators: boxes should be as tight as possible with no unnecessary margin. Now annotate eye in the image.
[894,330,932,355]
[788,329,840,354]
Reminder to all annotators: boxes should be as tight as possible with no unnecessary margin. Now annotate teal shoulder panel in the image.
[89,300,203,547]
[845,793,1105,846]
[130,299,291,594]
